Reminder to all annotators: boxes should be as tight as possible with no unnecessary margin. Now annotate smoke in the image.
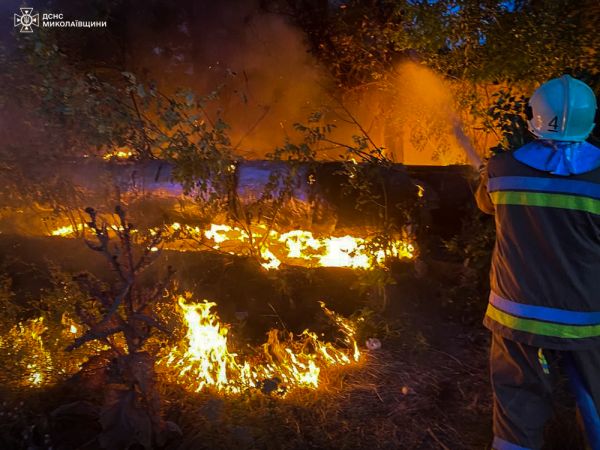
[314,61,475,165]
[114,1,470,164]
[124,0,331,157]
[388,62,468,165]
[1,0,479,165]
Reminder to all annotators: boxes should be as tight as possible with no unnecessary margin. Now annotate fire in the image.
[165,222,414,270]
[259,247,281,270]
[1,297,360,394]
[102,148,134,160]
[48,220,415,270]
[159,295,361,395]
[169,300,239,391]
[0,314,104,388]
[204,223,238,244]
[51,224,82,237]
[0,317,52,387]
[319,235,369,268]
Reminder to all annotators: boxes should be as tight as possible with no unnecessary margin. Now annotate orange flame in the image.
[50,220,415,270]
[0,314,106,388]
[159,295,361,394]
[102,148,134,160]
[167,222,415,270]
[1,298,361,394]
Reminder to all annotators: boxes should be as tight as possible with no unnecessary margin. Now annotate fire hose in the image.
[452,118,483,170]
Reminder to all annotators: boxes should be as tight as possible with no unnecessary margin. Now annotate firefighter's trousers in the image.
[490,333,600,450]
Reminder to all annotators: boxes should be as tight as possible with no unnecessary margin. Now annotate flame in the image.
[51,224,82,236]
[159,295,360,394]
[204,223,240,244]
[0,313,104,388]
[0,317,51,387]
[259,247,281,270]
[171,223,414,269]
[168,299,239,391]
[319,235,369,268]
[49,220,415,270]
[0,297,360,393]
[102,148,134,160]
[277,229,414,268]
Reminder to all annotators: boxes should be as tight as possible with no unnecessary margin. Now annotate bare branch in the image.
[331,95,384,155]
[96,280,132,329]
[66,326,124,351]
[130,313,170,334]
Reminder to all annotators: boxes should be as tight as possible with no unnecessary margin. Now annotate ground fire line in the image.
[50,220,416,270]
[158,296,362,395]
[1,294,363,396]
[0,156,482,402]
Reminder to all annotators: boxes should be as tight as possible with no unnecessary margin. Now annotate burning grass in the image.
[1,330,488,450]
[159,296,361,395]
[50,220,415,270]
[1,292,363,397]
[160,326,494,450]
[0,221,501,449]
[0,313,107,390]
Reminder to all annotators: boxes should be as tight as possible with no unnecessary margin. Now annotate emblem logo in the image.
[14,8,40,33]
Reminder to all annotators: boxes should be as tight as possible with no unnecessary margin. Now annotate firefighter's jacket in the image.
[477,139,600,350]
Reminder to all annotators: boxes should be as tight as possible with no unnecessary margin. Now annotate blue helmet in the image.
[528,75,597,142]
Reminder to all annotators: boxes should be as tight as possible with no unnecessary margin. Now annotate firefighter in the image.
[472,75,600,449]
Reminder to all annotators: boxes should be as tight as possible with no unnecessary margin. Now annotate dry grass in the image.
[162,325,493,450]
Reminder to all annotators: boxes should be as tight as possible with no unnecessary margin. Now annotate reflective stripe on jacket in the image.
[477,150,600,350]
